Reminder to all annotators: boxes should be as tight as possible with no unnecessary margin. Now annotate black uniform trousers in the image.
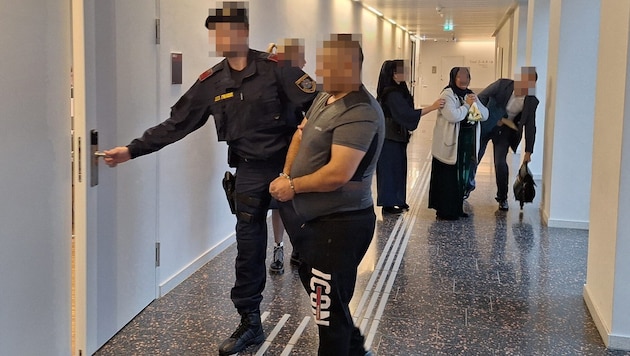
[231,153,284,314]
[280,205,374,356]
[478,125,511,201]
[376,139,408,207]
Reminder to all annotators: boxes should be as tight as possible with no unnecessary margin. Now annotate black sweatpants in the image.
[280,205,375,355]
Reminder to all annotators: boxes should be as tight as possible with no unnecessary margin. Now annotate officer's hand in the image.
[523,152,532,163]
[103,146,131,167]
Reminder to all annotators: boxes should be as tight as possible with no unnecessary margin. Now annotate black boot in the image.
[218,311,265,355]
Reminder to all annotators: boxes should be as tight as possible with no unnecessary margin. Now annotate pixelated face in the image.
[209,22,249,57]
[278,39,306,69]
[316,42,361,93]
[393,65,406,83]
[515,67,536,96]
[455,68,470,89]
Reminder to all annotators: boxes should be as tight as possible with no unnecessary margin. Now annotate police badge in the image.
[295,74,316,93]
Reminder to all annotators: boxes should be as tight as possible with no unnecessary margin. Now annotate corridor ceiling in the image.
[355,0,519,41]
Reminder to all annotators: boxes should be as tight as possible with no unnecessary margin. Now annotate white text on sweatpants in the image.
[310,268,331,326]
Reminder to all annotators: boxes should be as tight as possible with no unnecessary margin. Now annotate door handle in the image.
[90,129,100,187]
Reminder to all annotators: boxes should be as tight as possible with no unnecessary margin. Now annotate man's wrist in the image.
[289,177,296,194]
[279,173,296,194]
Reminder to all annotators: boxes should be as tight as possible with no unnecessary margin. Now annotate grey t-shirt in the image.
[290,86,385,221]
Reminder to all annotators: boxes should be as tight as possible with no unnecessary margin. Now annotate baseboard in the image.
[584,284,630,351]
[158,233,235,297]
[609,333,630,351]
[540,203,589,230]
[546,218,589,230]
[542,207,550,226]
[584,284,610,347]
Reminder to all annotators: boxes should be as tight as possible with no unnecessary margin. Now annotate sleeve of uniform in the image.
[127,81,212,158]
[386,91,422,130]
[277,66,318,109]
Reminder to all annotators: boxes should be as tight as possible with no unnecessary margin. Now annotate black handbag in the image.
[513,162,536,209]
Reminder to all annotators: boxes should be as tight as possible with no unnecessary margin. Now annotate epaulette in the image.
[199,68,214,82]
[199,62,223,82]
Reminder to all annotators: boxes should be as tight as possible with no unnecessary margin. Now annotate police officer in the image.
[103,2,316,355]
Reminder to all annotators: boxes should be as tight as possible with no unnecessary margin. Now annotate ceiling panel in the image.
[357,0,518,41]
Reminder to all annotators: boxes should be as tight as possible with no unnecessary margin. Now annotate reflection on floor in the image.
[94,115,630,355]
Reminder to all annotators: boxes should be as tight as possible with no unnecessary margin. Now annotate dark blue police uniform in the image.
[126,49,316,315]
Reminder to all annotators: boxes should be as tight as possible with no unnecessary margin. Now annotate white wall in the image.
[585,0,630,349]
[525,0,550,179]
[543,0,600,229]
[418,41,496,105]
[495,16,514,79]
[513,3,529,70]
[0,0,72,355]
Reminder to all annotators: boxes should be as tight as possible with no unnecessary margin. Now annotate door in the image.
[441,56,465,85]
[74,0,160,353]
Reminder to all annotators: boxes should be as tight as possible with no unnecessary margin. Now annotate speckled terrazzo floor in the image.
[94,115,630,356]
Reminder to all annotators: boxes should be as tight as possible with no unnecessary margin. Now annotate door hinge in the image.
[155,18,161,44]
[155,242,160,267]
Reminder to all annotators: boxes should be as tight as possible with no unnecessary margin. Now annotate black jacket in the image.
[379,87,421,143]
[478,78,539,153]
[127,49,316,161]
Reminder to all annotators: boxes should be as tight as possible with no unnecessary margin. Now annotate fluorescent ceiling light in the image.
[365,5,383,17]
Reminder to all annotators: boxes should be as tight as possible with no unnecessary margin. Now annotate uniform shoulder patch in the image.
[199,68,213,82]
[295,74,316,93]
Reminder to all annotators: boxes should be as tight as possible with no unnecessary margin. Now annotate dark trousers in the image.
[376,139,408,207]
[477,126,511,201]
[280,205,374,355]
[231,155,284,314]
